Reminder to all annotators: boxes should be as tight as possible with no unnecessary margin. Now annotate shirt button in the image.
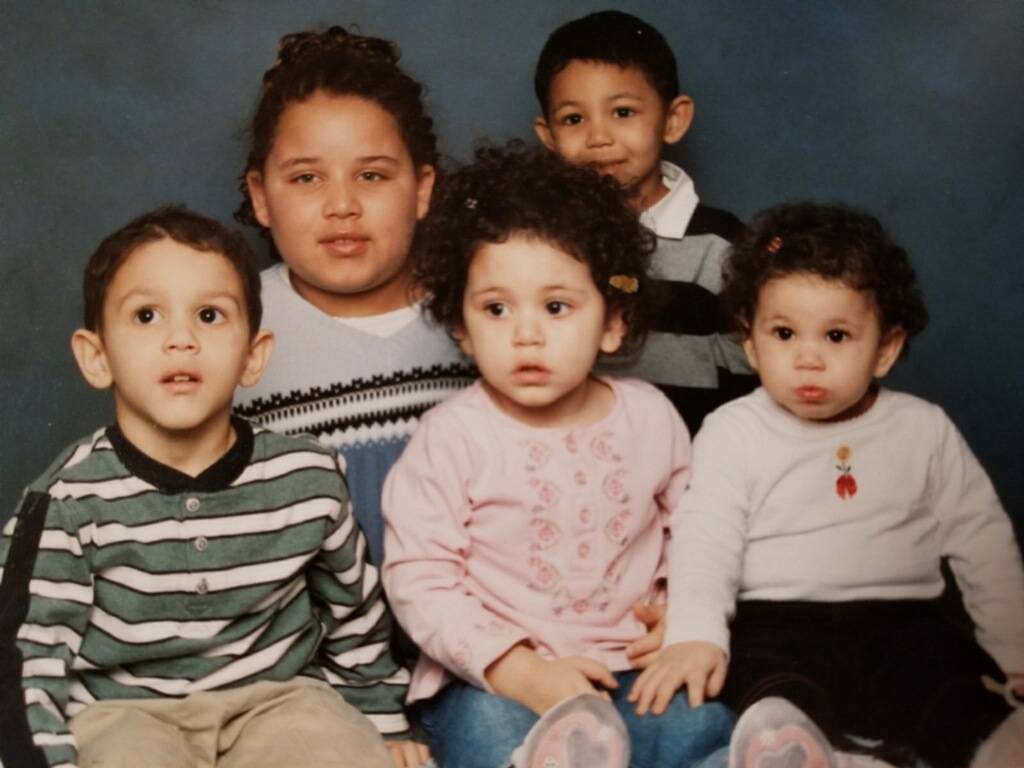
[194,536,208,552]
[196,578,209,595]
[185,497,201,513]
[580,509,592,524]
[578,542,591,558]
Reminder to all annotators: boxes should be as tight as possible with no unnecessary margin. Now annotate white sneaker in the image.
[511,693,629,768]
[729,697,837,768]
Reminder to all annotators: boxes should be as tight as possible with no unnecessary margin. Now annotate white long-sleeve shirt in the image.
[667,387,1024,675]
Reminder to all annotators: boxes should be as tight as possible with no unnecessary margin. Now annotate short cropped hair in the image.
[415,141,654,353]
[83,206,262,335]
[534,10,679,113]
[724,202,929,348]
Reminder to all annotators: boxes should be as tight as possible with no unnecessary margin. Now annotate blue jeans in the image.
[418,670,735,768]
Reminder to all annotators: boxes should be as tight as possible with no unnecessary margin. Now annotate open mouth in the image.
[162,372,200,390]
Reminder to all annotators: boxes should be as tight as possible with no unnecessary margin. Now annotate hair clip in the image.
[609,274,639,294]
[766,236,783,254]
[465,197,478,210]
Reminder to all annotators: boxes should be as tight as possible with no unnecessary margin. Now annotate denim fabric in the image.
[418,669,734,768]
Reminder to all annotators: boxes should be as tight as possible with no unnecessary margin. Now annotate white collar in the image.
[639,161,699,240]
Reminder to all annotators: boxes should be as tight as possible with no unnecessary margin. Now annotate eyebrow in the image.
[276,154,401,170]
[552,92,644,110]
[115,289,243,308]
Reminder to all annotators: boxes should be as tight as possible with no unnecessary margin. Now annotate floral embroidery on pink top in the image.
[835,445,857,499]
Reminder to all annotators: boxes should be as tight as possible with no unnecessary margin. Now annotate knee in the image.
[422,686,535,768]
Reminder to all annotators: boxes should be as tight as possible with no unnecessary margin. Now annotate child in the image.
[532,10,757,435]
[0,207,418,768]
[233,26,476,567]
[633,203,1024,768]
[381,145,735,768]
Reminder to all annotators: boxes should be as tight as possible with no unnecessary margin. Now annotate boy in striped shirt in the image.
[0,207,415,768]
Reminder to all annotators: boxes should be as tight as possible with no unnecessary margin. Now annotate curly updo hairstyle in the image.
[235,25,437,244]
[416,141,655,354]
[724,202,928,351]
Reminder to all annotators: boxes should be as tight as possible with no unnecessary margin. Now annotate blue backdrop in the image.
[1,1,1021,531]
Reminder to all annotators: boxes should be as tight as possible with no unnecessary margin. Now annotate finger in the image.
[652,673,683,716]
[625,632,660,660]
[575,658,619,689]
[685,670,707,709]
[385,743,405,768]
[628,648,662,670]
[633,667,666,715]
[707,659,727,699]
[416,743,431,764]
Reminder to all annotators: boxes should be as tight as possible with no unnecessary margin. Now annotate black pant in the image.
[720,599,1011,768]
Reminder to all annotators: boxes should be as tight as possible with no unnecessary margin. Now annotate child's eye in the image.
[559,113,583,127]
[134,307,162,324]
[613,107,635,118]
[771,326,793,341]
[291,172,318,185]
[359,170,387,182]
[198,307,225,325]
[826,329,849,343]
[484,302,508,317]
[545,301,570,316]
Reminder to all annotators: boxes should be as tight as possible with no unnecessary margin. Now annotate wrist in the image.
[485,643,539,697]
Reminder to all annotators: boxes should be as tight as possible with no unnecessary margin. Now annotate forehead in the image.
[468,236,594,288]
[270,91,412,163]
[107,238,243,298]
[756,273,879,319]
[547,60,661,107]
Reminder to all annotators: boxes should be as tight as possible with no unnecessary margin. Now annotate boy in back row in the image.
[0,208,417,768]
[533,10,758,433]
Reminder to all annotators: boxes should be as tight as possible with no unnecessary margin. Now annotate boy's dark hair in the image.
[534,10,679,114]
[724,202,929,349]
[416,141,654,353]
[235,25,437,245]
[84,205,263,335]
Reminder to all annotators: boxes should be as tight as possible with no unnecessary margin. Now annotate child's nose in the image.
[795,342,824,369]
[323,179,361,218]
[585,117,613,148]
[512,314,544,346]
[164,322,199,353]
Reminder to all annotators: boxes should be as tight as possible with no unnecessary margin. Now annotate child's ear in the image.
[599,311,627,355]
[415,165,436,221]
[873,328,906,378]
[741,334,760,372]
[238,330,275,388]
[245,170,271,228]
[71,329,113,390]
[534,116,556,152]
[453,326,474,358]
[663,94,695,146]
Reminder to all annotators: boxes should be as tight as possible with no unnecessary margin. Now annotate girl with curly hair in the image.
[635,202,1024,768]
[232,25,476,579]
[381,144,735,768]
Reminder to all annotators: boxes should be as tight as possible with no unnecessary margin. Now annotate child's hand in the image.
[486,644,618,715]
[625,601,667,668]
[386,739,431,768]
[628,641,727,715]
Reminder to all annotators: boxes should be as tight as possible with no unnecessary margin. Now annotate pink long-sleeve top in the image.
[381,378,691,702]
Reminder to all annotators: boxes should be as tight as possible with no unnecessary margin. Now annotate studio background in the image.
[2,1,1021,532]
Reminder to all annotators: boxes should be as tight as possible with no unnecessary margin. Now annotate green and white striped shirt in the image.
[0,418,409,768]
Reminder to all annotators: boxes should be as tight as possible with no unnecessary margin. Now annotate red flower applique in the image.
[835,445,857,499]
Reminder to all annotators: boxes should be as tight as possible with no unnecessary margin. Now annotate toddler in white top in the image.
[632,202,1024,768]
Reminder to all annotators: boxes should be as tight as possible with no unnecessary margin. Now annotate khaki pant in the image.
[69,678,394,768]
